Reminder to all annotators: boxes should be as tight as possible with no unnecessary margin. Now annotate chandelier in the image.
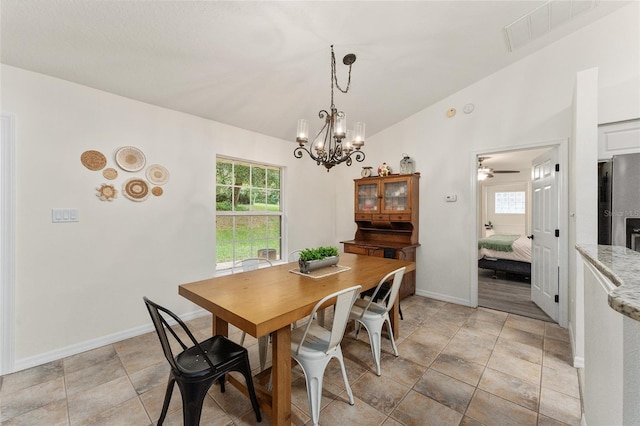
[294,45,366,171]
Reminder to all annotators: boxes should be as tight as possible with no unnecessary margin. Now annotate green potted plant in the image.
[298,246,339,274]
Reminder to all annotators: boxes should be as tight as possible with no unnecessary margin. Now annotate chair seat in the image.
[351,298,388,317]
[291,325,334,360]
[176,335,246,376]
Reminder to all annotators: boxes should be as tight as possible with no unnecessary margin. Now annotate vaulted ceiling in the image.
[1,1,629,142]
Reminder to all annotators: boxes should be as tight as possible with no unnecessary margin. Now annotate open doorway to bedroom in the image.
[476,148,553,322]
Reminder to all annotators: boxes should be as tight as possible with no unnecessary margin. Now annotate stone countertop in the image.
[576,244,640,322]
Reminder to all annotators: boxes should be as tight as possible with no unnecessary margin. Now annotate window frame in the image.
[215,156,284,272]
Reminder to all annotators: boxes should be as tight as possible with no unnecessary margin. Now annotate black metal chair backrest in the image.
[144,297,214,374]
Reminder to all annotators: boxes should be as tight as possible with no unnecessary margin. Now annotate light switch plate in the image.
[445,194,457,202]
[52,208,79,223]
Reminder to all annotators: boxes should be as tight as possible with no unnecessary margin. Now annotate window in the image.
[216,157,282,271]
[495,191,525,214]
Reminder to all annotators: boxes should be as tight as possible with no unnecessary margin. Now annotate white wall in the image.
[334,3,640,305]
[569,68,600,369]
[3,2,639,372]
[1,65,335,369]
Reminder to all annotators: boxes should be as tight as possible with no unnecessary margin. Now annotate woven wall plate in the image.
[123,178,150,202]
[96,184,117,201]
[146,164,169,185]
[81,150,107,171]
[151,186,163,196]
[102,168,118,180]
[115,146,146,172]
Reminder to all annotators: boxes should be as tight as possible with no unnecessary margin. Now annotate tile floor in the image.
[0,296,581,425]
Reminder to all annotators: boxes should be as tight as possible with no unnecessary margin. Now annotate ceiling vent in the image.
[504,0,599,52]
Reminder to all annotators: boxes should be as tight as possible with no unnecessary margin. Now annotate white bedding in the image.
[478,235,532,263]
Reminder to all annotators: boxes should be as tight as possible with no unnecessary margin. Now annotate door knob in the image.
[527,235,534,240]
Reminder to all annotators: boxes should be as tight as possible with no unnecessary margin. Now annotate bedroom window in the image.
[215,157,282,271]
[495,191,525,214]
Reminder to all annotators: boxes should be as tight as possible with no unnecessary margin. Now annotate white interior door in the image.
[531,148,559,321]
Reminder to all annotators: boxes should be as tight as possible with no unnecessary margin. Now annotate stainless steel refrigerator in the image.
[598,152,640,251]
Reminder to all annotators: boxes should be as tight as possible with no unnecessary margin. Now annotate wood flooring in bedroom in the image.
[478,269,553,322]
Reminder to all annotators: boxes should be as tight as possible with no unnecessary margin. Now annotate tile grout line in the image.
[0,298,581,425]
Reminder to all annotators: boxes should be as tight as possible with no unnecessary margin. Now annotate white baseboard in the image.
[11,309,209,374]
[569,322,585,368]
[415,289,473,307]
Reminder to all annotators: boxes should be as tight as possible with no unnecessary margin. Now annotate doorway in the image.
[475,146,559,322]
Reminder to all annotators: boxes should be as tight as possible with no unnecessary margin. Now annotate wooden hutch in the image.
[341,173,420,300]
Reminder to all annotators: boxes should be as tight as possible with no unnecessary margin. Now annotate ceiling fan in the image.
[477,156,520,180]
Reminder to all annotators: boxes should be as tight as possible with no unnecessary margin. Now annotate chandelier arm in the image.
[318,109,329,120]
[294,145,317,161]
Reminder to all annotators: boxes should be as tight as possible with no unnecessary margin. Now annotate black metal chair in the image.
[143,297,261,425]
[360,247,406,320]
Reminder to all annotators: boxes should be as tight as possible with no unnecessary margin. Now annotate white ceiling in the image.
[479,148,551,174]
[0,1,629,142]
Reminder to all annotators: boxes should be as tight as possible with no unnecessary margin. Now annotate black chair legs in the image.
[157,376,175,425]
[240,359,262,423]
[176,376,218,426]
[157,362,261,425]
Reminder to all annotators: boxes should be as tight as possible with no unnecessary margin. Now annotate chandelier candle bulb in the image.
[314,136,324,153]
[343,132,353,152]
[296,119,309,145]
[353,122,365,148]
[334,112,346,139]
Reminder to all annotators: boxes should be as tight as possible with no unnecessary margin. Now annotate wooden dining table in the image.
[178,252,415,425]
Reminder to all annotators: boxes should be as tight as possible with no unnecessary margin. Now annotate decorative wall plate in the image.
[115,146,146,172]
[151,186,164,196]
[123,178,150,202]
[96,183,117,201]
[102,167,118,180]
[81,150,107,171]
[146,164,169,185]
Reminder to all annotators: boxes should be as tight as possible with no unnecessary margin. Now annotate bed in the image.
[478,234,532,278]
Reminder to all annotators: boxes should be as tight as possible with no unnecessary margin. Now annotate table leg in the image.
[212,314,228,337]
[271,325,292,425]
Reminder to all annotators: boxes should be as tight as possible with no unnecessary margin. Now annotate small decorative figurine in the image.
[378,162,391,177]
[399,154,415,174]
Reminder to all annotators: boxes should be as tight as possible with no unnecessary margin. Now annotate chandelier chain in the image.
[330,45,353,107]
